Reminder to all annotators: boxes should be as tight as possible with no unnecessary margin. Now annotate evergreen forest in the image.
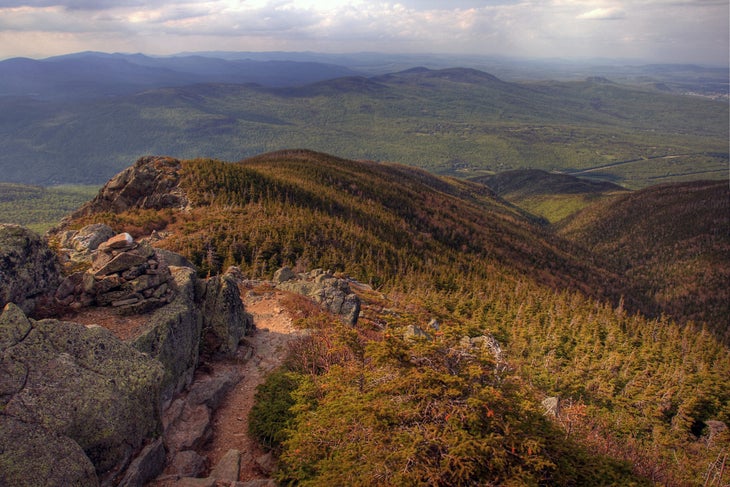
[61,150,730,486]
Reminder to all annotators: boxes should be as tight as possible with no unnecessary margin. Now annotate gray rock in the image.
[0,303,164,477]
[132,266,203,405]
[55,271,84,300]
[0,224,61,315]
[98,232,134,251]
[273,266,296,283]
[70,156,188,217]
[156,248,196,269]
[201,268,253,356]
[210,449,241,482]
[186,368,243,411]
[170,450,207,478]
[162,368,242,461]
[93,242,155,276]
[71,224,115,253]
[0,415,99,487]
[117,439,166,487]
[163,404,212,453]
[276,268,360,325]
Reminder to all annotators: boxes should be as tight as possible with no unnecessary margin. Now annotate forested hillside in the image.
[558,180,730,342]
[1,67,726,186]
[60,151,730,486]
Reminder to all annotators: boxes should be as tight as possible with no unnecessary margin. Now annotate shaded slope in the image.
[558,180,730,341]
[0,52,359,100]
[473,169,629,223]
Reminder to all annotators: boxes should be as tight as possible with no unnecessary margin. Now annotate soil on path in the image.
[200,288,303,481]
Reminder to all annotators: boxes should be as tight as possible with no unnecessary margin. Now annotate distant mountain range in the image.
[0,51,359,99]
[0,53,726,186]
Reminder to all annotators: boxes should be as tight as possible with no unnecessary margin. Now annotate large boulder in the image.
[0,224,61,315]
[0,302,164,479]
[276,268,360,325]
[200,266,254,356]
[0,416,99,487]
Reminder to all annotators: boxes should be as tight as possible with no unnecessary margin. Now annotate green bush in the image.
[248,370,302,451]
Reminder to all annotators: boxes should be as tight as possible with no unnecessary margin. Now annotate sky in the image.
[0,0,727,65]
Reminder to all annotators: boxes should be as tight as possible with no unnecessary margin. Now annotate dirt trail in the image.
[200,289,302,481]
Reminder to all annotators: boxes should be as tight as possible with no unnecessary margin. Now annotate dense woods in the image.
[66,151,729,486]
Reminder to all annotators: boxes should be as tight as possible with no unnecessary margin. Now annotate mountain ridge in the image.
[48,150,730,486]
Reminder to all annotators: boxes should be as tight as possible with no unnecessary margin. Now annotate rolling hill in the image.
[1,66,726,186]
[473,169,629,223]
[54,150,729,485]
[558,179,730,341]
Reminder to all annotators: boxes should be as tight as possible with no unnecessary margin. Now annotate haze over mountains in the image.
[0,51,727,187]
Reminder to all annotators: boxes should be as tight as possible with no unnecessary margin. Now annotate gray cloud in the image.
[0,0,726,65]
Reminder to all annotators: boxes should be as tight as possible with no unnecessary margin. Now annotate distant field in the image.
[0,183,99,233]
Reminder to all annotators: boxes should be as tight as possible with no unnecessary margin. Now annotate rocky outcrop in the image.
[132,266,204,405]
[2,224,254,486]
[54,223,116,270]
[161,368,242,478]
[0,224,61,315]
[274,267,360,325]
[55,231,176,315]
[201,267,254,357]
[70,156,188,218]
[131,265,253,406]
[0,302,164,483]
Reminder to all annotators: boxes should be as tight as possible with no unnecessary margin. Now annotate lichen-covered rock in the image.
[201,267,253,356]
[0,303,164,477]
[70,156,188,217]
[275,268,360,325]
[132,266,203,405]
[117,439,166,487]
[273,266,296,283]
[0,415,99,487]
[0,224,61,315]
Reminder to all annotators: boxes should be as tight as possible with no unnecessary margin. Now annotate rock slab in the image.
[0,302,164,481]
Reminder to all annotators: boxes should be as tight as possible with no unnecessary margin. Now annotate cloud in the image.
[0,0,726,64]
[577,6,626,20]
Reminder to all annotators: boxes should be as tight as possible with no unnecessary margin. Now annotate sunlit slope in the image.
[473,168,629,223]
